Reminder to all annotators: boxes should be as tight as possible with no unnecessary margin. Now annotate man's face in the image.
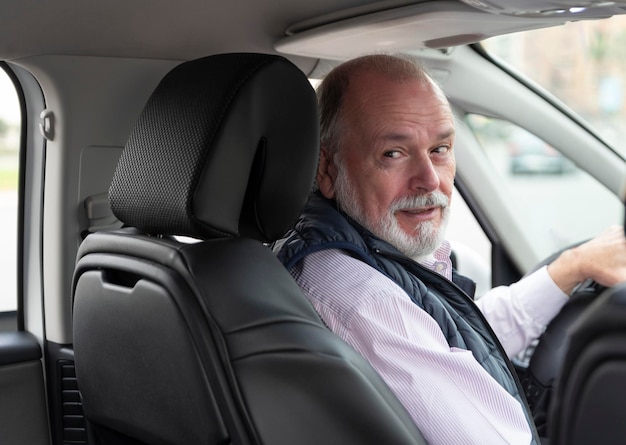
[317,70,456,258]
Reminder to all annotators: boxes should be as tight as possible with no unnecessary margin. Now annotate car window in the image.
[481,16,626,158]
[466,113,622,260]
[0,66,20,318]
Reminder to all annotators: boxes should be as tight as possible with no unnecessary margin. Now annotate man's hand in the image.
[547,225,626,295]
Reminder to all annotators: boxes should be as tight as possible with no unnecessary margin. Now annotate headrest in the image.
[109,53,319,242]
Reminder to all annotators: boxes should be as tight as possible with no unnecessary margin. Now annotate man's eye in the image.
[383,150,401,158]
[432,145,450,154]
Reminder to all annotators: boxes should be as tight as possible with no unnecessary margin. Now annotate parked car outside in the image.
[508,128,576,174]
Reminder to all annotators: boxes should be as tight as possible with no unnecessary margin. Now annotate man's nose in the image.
[408,157,440,193]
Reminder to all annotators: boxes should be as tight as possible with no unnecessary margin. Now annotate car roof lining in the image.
[4,0,624,67]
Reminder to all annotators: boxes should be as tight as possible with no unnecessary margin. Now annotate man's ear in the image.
[317,147,337,199]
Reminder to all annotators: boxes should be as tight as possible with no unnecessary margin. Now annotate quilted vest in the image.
[274,192,539,444]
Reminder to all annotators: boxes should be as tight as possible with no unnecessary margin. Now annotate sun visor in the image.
[275,1,567,60]
[459,0,626,18]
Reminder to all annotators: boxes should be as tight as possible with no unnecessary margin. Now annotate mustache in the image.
[389,191,449,212]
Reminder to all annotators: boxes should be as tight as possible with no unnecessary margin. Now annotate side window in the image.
[0,67,20,322]
[466,113,623,261]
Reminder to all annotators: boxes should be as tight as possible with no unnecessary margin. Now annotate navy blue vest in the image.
[274,193,539,443]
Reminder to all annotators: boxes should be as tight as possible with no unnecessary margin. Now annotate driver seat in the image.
[71,53,426,445]
[549,236,626,441]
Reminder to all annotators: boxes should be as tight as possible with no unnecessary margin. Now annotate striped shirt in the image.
[289,244,567,445]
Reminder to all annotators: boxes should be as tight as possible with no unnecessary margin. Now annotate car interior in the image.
[1,0,626,444]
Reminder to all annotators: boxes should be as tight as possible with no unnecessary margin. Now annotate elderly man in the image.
[273,54,626,444]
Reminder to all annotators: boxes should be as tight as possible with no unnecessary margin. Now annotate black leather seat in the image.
[72,53,426,445]
[549,256,626,442]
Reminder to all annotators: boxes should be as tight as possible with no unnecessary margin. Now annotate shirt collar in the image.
[416,240,453,280]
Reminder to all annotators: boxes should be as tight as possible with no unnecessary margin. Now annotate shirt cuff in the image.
[517,265,569,329]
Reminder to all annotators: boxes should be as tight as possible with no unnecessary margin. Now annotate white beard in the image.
[334,160,449,259]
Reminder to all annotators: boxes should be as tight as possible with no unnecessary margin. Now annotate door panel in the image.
[0,331,50,445]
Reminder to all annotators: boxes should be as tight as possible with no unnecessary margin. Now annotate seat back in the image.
[549,262,626,442]
[72,53,426,445]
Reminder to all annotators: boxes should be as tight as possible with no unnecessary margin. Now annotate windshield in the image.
[480,15,626,157]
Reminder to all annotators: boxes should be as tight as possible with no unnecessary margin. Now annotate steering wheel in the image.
[516,247,606,436]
